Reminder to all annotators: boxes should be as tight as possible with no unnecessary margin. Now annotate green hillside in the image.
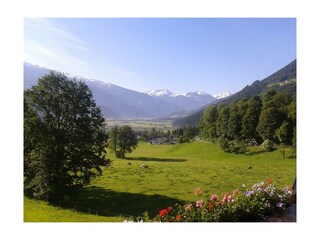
[173,59,296,127]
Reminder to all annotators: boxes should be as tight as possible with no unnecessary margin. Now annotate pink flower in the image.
[185,203,192,211]
[210,195,218,201]
[222,194,233,203]
[222,193,229,203]
[196,200,203,208]
[194,188,202,196]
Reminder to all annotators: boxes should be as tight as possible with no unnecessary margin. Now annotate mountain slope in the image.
[84,81,185,118]
[173,59,297,127]
[24,63,185,119]
[24,63,51,88]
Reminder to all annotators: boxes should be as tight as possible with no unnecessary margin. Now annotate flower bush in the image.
[155,179,293,222]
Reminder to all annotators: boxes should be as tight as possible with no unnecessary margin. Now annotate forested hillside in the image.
[198,90,296,153]
[173,60,296,127]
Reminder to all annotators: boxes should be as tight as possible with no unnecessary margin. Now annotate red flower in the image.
[176,215,181,221]
[159,209,168,217]
[266,178,272,185]
[167,207,173,212]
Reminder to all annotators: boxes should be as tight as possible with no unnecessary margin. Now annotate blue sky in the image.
[24,18,296,94]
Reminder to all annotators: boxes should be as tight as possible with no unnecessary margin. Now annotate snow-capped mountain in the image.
[212,91,232,99]
[145,89,217,110]
[184,92,211,98]
[145,89,174,97]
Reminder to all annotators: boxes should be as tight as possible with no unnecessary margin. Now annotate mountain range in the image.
[145,89,231,111]
[24,63,230,119]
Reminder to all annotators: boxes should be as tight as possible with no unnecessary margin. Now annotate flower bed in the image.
[155,179,293,222]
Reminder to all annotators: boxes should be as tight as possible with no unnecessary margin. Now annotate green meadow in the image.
[24,197,125,222]
[24,141,296,222]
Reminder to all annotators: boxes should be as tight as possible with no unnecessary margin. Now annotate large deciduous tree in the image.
[216,104,230,139]
[24,72,110,201]
[198,106,218,140]
[227,103,243,140]
[257,91,288,142]
[241,96,262,140]
[256,107,286,142]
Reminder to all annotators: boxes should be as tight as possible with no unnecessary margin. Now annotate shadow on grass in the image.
[245,148,277,156]
[245,149,268,155]
[53,187,184,218]
[125,156,187,163]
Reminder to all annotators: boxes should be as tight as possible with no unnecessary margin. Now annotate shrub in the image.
[219,138,247,154]
[228,140,248,154]
[260,139,275,152]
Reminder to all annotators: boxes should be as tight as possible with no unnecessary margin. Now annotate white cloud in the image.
[25,41,89,68]
[24,19,90,68]
[24,18,89,52]
[29,43,61,59]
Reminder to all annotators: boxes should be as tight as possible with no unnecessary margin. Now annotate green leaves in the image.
[109,125,138,158]
[24,72,110,200]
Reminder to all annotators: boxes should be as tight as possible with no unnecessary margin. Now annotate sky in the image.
[24,18,296,95]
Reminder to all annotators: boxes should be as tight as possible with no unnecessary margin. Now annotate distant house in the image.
[170,137,178,145]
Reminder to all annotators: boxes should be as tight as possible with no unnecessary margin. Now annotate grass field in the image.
[24,141,296,222]
[24,197,125,222]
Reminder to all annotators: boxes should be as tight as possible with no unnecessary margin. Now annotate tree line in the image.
[198,90,296,153]
[134,126,198,144]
